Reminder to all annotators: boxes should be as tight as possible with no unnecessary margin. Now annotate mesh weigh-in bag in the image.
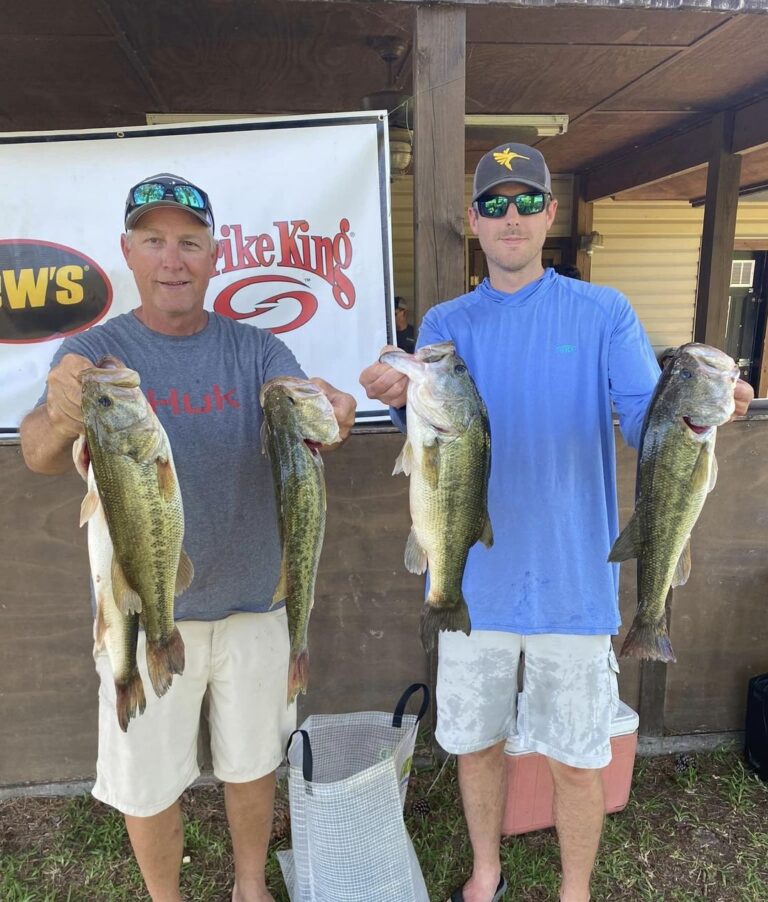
[277,683,430,902]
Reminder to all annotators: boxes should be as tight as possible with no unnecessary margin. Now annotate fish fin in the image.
[287,648,309,704]
[146,627,185,698]
[111,558,143,614]
[393,440,413,476]
[620,619,676,663]
[79,488,101,527]
[671,539,692,588]
[479,514,494,548]
[607,515,641,563]
[423,442,440,490]
[115,669,147,733]
[93,600,107,651]
[690,442,714,496]
[271,560,288,609]
[420,599,471,654]
[155,457,177,502]
[708,453,718,493]
[404,527,428,575]
[174,550,194,596]
[260,420,270,457]
[72,435,89,481]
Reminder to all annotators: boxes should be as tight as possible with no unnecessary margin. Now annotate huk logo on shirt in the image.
[212,219,355,334]
[146,384,240,416]
[0,240,112,344]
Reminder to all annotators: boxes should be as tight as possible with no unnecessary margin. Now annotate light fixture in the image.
[578,231,604,256]
[464,114,569,137]
[362,36,413,179]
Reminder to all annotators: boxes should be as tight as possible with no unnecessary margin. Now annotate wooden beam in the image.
[95,0,170,113]
[570,176,593,282]
[582,92,768,202]
[583,121,711,202]
[694,113,742,348]
[733,95,768,154]
[413,6,466,325]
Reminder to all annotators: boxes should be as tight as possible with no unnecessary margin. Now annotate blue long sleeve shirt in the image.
[393,269,660,635]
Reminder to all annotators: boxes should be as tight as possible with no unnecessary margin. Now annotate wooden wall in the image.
[2,416,767,788]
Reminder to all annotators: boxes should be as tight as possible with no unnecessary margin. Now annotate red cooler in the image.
[501,700,639,836]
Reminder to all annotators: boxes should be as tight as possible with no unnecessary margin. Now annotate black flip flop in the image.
[449,874,508,902]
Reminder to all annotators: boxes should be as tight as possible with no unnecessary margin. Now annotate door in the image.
[725,251,768,388]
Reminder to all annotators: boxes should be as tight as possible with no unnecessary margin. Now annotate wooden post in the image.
[571,176,593,282]
[694,113,742,349]
[413,6,466,327]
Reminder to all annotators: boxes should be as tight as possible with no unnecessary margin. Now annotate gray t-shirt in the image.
[45,310,305,620]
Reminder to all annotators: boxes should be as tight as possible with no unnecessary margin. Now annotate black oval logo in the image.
[0,240,113,343]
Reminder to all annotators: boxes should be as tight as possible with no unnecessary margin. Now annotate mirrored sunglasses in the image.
[475,192,547,218]
[131,181,206,210]
[126,178,214,229]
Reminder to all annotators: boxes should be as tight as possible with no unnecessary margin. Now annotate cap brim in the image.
[472,176,549,203]
[125,200,212,230]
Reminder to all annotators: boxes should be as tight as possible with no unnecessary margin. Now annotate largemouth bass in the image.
[609,343,739,662]
[79,356,192,698]
[74,438,146,732]
[260,376,340,704]
[380,342,493,653]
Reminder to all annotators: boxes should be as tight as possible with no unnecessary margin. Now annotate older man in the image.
[21,173,356,902]
[360,144,753,902]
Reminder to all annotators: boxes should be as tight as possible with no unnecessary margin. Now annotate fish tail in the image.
[115,669,147,733]
[287,648,309,704]
[146,627,186,698]
[620,620,676,663]
[420,599,471,654]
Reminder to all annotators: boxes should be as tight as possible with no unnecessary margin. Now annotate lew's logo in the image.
[0,240,112,344]
[212,219,355,333]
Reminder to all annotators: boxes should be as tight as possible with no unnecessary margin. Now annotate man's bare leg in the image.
[548,760,604,902]
[450,741,506,902]
[124,801,184,902]
[225,772,277,902]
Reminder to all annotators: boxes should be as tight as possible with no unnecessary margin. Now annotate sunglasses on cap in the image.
[475,191,548,218]
[125,176,214,229]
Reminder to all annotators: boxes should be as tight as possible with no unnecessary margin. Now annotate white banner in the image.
[0,113,394,432]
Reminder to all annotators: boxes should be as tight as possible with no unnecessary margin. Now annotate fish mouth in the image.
[304,439,322,455]
[259,376,321,406]
[80,356,140,389]
[683,416,712,435]
[380,349,426,381]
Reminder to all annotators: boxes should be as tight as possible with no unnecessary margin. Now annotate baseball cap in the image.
[124,173,215,230]
[394,296,408,311]
[472,143,551,202]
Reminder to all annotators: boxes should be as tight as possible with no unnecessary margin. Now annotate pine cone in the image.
[410,797,431,818]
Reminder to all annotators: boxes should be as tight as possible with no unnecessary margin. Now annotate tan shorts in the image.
[435,631,620,769]
[92,608,296,817]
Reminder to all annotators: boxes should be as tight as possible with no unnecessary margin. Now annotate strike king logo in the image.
[0,240,112,344]
[212,219,355,333]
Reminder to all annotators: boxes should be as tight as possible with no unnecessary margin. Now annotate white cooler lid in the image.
[504,699,639,756]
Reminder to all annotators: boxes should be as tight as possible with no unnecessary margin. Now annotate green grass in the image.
[1,748,767,900]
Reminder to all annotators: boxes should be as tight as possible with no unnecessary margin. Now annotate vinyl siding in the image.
[591,200,768,351]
